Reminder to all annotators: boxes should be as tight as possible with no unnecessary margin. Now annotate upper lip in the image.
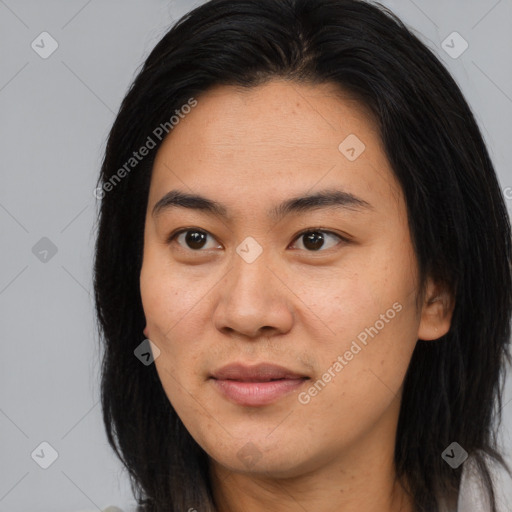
[211,363,309,382]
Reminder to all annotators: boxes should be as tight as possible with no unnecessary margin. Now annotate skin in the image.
[139,80,454,512]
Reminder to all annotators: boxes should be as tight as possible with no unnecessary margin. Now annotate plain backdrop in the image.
[1,1,511,511]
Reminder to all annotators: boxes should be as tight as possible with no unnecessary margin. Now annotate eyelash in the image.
[166,227,349,253]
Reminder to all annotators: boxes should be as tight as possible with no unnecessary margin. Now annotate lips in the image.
[210,363,310,406]
[210,362,309,382]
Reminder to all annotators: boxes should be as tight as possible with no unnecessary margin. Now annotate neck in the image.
[210,463,412,512]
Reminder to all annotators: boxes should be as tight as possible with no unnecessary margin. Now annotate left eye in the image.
[168,228,344,252]
[290,230,343,251]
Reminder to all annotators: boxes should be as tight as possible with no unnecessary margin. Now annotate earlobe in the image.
[143,325,149,338]
[417,280,455,341]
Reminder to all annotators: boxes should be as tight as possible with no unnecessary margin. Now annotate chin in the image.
[207,439,319,479]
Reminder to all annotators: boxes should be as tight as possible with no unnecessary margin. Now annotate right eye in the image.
[167,228,223,251]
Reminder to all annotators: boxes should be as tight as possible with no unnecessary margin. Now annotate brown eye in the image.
[169,229,221,251]
[291,230,344,251]
[167,228,346,253]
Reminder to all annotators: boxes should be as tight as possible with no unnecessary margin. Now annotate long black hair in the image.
[93,1,512,510]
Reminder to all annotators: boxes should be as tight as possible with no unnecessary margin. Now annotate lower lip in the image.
[211,378,308,406]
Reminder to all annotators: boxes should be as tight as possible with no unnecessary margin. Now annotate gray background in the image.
[0,1,511,511]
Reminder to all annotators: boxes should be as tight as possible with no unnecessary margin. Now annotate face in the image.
[139,80,448,479]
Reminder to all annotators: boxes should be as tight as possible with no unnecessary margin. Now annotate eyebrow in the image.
[152,188,373,222]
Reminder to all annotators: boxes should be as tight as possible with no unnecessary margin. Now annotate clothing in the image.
[444,452,511,512]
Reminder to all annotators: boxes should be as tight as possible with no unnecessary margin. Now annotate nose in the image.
[212,247,294,340]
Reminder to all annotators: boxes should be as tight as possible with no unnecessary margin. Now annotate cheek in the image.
[333,307,418,412]
[296,244,420,390]
[140,251,212,380]
[296,303,418,452]
[293,260,409,342]
[140,249,207,336]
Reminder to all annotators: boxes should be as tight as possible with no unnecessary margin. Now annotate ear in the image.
[143,325,149,338]
[417,278,455,341]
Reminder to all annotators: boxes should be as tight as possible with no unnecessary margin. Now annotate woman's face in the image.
[140,80,448,479]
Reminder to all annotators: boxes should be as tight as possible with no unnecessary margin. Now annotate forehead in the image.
[149,80,402,216]
[163,80,379,151]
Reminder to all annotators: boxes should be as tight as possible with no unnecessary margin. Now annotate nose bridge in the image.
[229,237,275,305]
[213,237,293,337]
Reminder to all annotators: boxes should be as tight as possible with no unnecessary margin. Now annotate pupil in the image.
[186,231,206,249]
[304,232,324,251]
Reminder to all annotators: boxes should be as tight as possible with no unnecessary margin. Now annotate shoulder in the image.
[455,452,512,512]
